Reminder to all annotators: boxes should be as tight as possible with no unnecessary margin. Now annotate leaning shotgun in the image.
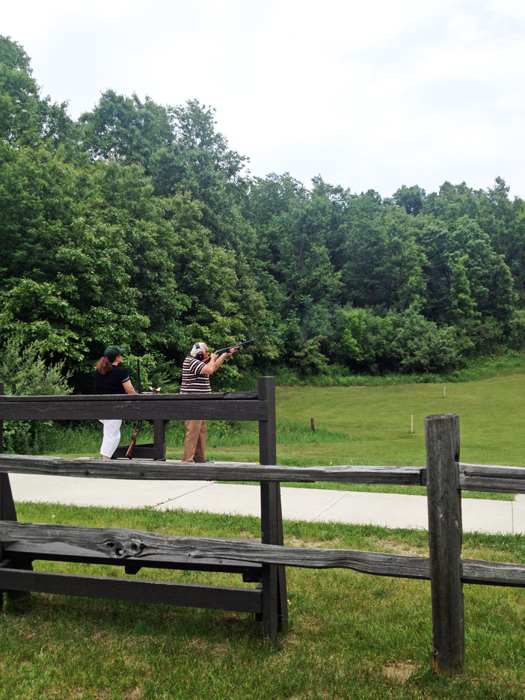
[214,339,256,357]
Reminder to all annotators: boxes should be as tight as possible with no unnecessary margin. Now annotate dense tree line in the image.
[2,36,525,389]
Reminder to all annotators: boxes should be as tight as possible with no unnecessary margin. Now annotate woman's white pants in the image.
[99,419,122,458]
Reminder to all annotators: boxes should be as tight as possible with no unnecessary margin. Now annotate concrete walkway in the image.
[8,467,525,535]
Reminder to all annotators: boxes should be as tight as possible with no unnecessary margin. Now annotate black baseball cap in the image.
[104,345,126,362]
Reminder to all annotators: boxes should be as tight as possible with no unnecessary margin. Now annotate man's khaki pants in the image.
[182,420,207,462]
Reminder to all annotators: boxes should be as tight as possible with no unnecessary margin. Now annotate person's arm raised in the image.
[201,347,238,376]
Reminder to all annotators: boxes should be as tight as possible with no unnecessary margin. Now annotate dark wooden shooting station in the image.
[0,377,287,645]
[1,400,525,668]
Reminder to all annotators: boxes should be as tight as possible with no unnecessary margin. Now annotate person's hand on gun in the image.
[211,345,238,361]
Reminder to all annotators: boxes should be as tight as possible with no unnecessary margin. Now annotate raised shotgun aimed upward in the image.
[214,339,256,357]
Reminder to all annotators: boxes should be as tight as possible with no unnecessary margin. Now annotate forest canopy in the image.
[2,35,525,390]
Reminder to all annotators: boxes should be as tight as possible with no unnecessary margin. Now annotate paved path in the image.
[9,467,525,535]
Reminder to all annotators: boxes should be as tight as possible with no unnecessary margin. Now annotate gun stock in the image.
[125,420,142,459]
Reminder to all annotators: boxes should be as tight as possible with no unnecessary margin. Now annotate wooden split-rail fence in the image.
[1,380,525,673]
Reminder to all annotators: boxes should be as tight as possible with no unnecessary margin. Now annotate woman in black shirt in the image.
[94,345,136,459]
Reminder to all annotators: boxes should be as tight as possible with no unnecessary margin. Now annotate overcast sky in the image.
[3,0,525,198]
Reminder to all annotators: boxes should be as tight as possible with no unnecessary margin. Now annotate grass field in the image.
[37,371,525,501]
[2,503,525,700]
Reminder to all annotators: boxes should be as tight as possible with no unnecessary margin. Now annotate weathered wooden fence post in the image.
[0,381,20,609]
[425,413,464,674]
[0,382,3,454]
[0,382,16,524]
[258,376,288,645]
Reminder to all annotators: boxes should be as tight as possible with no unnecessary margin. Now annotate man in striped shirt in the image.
[181,342,238,462]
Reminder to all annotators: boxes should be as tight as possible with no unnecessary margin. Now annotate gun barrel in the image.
[215,339,256,356]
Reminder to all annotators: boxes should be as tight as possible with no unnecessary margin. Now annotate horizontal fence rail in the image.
[459,463,525,494]
[2,522,525,588]
[0,392,259,402]
[3,455,525,493]
[0,566,262,613]
[0,455,425,484]
[0,393,266,421]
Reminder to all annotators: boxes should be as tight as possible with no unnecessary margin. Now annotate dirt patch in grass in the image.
[239,529,259,539]
[187,638,229,661]
[286,535,341,548]
[382,660,418,682]
[385,542,428,557]
[370,536,428,557]
[122,690,141,700]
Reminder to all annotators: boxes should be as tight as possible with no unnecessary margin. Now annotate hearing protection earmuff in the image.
[190,343,207,361]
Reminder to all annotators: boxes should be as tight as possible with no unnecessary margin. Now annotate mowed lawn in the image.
[274,374,525,467]
[201,373,525,470]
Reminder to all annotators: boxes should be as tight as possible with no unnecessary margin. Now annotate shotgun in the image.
[215,339,256,357]
[125,420,142,459]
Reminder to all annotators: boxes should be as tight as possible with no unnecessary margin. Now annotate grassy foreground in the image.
[2,503,525,699]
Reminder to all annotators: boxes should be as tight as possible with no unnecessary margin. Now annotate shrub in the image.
[0,335,72,453]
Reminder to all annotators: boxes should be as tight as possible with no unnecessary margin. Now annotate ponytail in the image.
[96,356,114,375]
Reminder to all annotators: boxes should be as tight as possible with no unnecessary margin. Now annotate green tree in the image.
[388,308,462,374]
[335,308,393,372]
[0,35,43,146]
[79,90,173,166]
[393,184,426,216]
[0,35,75,150]
[340,208,427,311]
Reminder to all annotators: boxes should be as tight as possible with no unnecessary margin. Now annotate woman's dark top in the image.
[93,365,130,394]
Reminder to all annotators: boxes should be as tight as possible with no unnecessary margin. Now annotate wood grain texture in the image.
[459,463,525,476]
[258,377,287,642]
[0,454,425,484]
[0,522,430,578]
[4,540,263,578]
[461,559,525,587]
[2,523,524,586]
[459,477,525,494]
[425,413,465,675]
[459,463,525,494]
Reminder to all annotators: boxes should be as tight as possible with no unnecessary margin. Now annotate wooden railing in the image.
[0,402,524,671]
[0,377,287,645]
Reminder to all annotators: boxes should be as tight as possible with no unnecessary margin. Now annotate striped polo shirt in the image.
[180,355,211,394]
